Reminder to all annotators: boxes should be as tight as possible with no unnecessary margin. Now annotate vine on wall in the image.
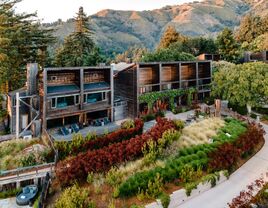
[138,88,197,111]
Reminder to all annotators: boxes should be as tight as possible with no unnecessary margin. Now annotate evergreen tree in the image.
[54,7,104,67]
[115,45,148,63]
[236,15,268,44]
[157,26,186,49]
[216,28,241,63]
[0,0,54,93]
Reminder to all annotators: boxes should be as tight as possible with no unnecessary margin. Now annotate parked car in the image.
[16,185,38,206]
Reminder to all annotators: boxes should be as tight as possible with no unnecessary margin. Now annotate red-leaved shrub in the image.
[208,123,264,172]
[56,118,175,185]
[72,119,144,154]
[228,178,265,208]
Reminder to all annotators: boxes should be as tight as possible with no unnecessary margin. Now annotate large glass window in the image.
[84,92,106,104]
[51,95,77,109]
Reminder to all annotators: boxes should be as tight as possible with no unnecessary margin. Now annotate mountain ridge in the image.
[46,0,267,55]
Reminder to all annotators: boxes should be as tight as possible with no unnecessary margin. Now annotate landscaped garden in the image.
[49,114,265,208]
[0,138,54,171]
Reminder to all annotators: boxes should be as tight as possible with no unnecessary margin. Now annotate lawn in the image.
[50,116,265,208]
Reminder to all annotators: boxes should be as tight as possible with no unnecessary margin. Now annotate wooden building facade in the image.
[41,67,114,129]
[114,61,212,118]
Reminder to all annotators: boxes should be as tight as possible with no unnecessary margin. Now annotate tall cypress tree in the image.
[54,7,103,67]
[0,0,54,93]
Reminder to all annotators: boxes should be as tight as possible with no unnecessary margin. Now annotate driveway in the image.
[179,123,268,208]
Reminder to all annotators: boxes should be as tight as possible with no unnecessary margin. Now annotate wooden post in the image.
[110,66,114,122]
[16,92,20,139]
[80,68,84,110]
[43,69,47,131]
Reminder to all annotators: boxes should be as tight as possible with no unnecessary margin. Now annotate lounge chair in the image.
[60,127,69,136]
[71,124,80,133]
[104,117,110,125]
[94,119,102,126]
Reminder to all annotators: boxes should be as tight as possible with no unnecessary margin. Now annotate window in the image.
[84,92,106,104]
[51,98,56,108]
[84,94,87,103]
[75,95,79,105]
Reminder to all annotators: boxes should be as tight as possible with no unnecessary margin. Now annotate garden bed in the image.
[49,117,265,208]
[0,138,54,171]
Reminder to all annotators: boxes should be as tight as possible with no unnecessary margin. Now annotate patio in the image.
[49,122,120,141]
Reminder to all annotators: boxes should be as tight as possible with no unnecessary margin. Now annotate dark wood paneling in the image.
[181,63,196,80]
[161,65,179,82]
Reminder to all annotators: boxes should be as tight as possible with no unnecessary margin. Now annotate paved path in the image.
[0,197,30,208]
[179,123,268,208]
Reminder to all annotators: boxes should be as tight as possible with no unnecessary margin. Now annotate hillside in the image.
[46,0,267,55]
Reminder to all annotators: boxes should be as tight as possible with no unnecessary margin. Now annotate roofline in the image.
[44,66,111,71]
[113,63,136,77]
[137,60,212,65]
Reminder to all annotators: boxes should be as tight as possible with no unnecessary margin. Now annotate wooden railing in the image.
[0,162,55,178]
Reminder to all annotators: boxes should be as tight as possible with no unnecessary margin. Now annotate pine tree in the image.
[54,7,103,67]
[216,28,241,63]
[157,26,186,50]
[0,0,54,93]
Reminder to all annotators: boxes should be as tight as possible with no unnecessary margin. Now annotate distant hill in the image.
[45,0,268,55]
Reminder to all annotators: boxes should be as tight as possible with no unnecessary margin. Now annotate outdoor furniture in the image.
[16,185,38,206]
[71,123,80,133]
[60,126,69,136]
[103,117,110,125]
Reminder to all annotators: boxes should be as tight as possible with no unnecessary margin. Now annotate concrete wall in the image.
[146,171,227,208]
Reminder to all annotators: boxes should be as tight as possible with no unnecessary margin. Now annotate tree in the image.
[212,62,268,113]
[54,7,104,67]
[115,45,148,63]
[236,15,268,44]
[157,26,186,49]
[0,0,54,93]
[141,48,195,62]
[216,28,241,63]
[244,33,268,52]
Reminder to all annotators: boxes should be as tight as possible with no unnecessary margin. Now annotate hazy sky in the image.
[15,0,195,23]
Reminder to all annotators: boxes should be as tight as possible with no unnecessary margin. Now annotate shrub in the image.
[141,113,155,122]
[142,139,159,166]
[20,153,37,167]
[159,192,170,208]
[185,182,198,196]
[121,119,135,129]
[105,167,123,187]
[87,172,94,184]
[158,129,181,149]
[137,173,163,199]
[0,188,22,199]
[55,184,91,208]
[56,118,175,185]
[56,119,143,160]
[173,119,185,130]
